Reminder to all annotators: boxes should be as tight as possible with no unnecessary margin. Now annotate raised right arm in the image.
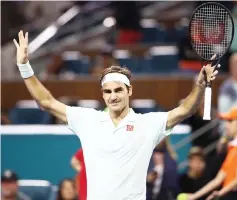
[24,76,67,122]
[13,31,67,123]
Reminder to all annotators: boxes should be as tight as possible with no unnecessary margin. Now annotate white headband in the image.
[101,73,130,86]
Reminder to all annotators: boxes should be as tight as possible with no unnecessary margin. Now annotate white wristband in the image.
[17,61,34,79]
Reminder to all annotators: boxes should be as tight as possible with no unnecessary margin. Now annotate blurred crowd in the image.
[1,1,237,80]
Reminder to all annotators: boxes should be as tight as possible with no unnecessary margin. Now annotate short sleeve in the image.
[220,147,237,174]
[143,112,173,147]
[66,106,99,136]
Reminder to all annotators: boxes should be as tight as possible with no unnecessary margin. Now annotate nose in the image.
[109,92,117,102]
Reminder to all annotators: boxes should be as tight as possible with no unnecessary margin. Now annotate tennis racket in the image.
[189,2,234,120]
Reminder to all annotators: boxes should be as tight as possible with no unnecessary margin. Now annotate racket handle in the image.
[203,86,212,120]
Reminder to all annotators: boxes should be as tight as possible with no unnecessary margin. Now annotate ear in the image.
[128,85,133,97]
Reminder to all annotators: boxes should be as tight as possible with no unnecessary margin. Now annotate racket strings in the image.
[190,3,233,60]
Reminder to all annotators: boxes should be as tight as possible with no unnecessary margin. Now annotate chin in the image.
[109,106,123,112]
[110,107,121,112]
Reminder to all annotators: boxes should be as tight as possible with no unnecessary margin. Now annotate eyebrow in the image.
[102,87,124,93]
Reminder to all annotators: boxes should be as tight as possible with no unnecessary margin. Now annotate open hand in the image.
[196,54,220,87]
[13,30,29,64]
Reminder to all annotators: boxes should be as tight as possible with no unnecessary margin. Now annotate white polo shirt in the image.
[66,106,172,200]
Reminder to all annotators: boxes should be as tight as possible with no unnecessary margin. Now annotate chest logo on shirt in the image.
[126,125,134,131]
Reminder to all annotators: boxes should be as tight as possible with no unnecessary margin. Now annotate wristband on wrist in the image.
[17,61,34,79]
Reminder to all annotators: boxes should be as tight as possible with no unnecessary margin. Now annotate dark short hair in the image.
[100,65,131,84]
[1,170,18,182]
[188,146,205,160]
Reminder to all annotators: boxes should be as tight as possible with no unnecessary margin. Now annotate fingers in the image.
[211,63,220,80]
[211,54,217,60]
[19,30,23,46]
[13,39,19,48]
[212,70,218,76]
[14,30,28,48]
[25,32,28,45]
[19,30,28,46]
[210,70,218,81]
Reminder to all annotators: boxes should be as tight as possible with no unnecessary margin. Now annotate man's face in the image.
[102,81,132,113]
[226,119,237,138]
[188,156,205,174]
[1,181,18,197]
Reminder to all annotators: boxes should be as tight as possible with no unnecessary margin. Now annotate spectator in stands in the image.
[218,53,237,134]
[218,53,237,113]
[1,170,31,200]
[1,109,11,124]
[90,47,119,77]
[179,147,210,200]
[111,2,142,45]
[187,107,237,200]
[146,138,179,200]
[71,148,87,200]
[42,46,118,79]
[57,179,77,200]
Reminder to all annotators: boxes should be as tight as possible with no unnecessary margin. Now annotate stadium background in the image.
[1,1,237,200]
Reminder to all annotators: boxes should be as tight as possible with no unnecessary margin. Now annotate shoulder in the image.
[66,106,103,119]
[139,112,170,126]
[140,111,169,119]
[220,78,234,94]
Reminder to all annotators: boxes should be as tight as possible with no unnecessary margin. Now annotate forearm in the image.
[166,83,206,129]
[219,179,237,197]
[24,75,54,109]
[193,179,221,199]
[72,164,81,172]
[180,83,205,117]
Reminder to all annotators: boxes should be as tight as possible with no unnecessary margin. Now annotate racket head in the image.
[189,2,234,62]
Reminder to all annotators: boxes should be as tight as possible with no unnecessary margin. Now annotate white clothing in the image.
[66,107,172,200]
[152,165,164,196]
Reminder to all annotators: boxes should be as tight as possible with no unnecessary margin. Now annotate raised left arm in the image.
[166,58,219,130]
[166,83,205,129]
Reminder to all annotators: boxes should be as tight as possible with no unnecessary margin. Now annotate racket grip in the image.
[203,86,212,120]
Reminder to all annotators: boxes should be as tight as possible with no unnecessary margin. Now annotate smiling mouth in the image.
[111,102,119,105]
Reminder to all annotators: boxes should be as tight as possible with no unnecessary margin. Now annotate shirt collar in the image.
[100,108,137,122]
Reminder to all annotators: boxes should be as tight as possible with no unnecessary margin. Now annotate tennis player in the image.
[187,107,237,200]
[13,31,219,200]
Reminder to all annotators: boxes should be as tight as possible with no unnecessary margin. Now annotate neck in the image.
[109,106,130,126]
